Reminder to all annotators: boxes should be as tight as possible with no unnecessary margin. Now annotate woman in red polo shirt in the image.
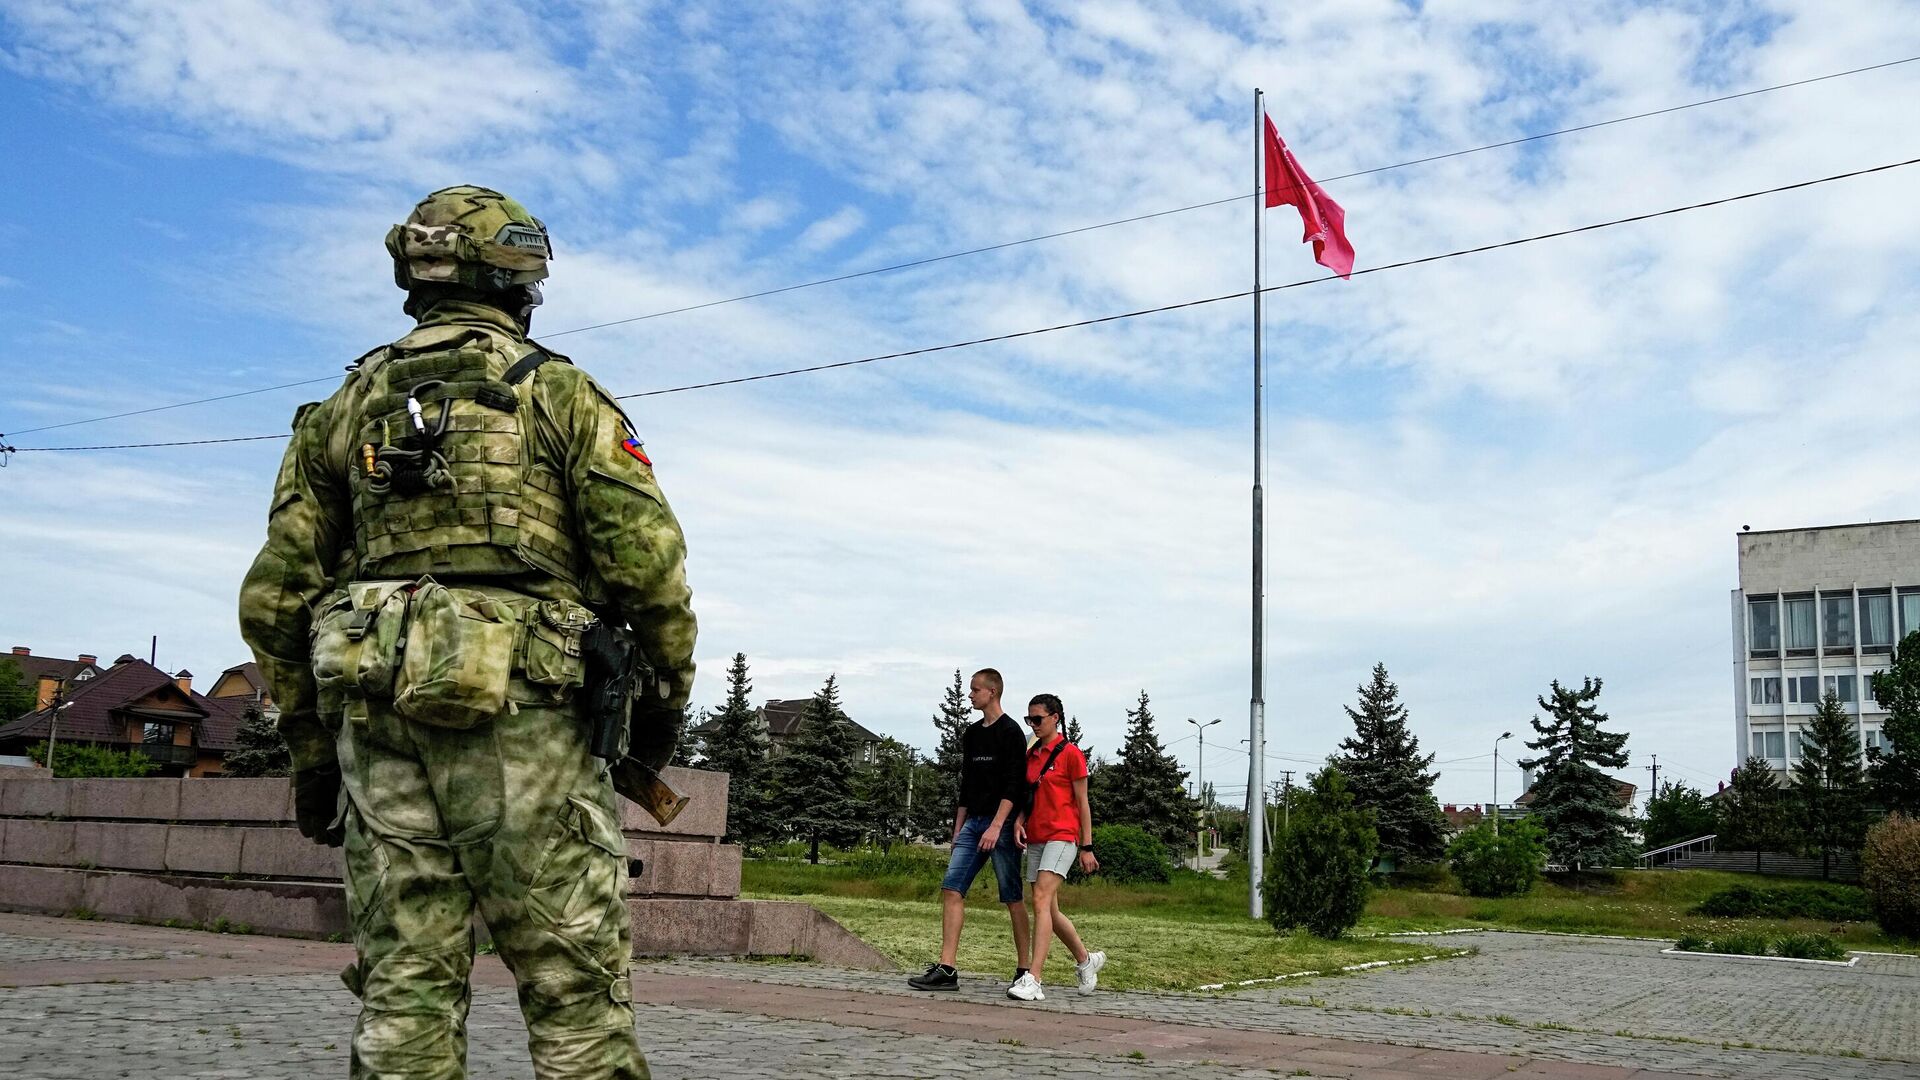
[1007,693,1105,1002]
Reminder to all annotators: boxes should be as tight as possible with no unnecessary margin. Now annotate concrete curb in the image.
[1659,947,1860,967]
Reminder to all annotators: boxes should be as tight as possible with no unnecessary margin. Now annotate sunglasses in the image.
[1025,714,1052,724]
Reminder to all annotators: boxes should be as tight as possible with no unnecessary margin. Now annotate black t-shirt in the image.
[959,713,1029,818]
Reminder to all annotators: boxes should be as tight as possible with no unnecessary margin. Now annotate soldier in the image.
[239,185,696,1080]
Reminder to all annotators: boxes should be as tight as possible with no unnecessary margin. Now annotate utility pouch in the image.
[514,598,594,704]
[310,581,411,726]
[394,577,516,730]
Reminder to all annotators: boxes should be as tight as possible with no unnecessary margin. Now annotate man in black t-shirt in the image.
[907,667,1032,991]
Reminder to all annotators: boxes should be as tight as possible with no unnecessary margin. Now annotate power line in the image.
[10,153,1917,455]
[8,54,1913,441]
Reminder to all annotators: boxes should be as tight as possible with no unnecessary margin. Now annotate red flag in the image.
[1263,116,1354,279]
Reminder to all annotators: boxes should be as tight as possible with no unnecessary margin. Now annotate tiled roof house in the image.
[0,656,253,777]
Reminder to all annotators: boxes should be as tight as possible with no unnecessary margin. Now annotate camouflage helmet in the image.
[385,185,552,293]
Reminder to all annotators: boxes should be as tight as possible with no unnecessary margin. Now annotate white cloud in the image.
[6,0,1920,808]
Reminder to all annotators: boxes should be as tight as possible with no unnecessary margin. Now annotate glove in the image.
[626,702,682,773]
[292,765,345,848]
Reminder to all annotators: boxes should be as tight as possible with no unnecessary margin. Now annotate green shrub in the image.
[1708,931,1770,956]
[1086,824,1172,884]
[1265,768,1377,939]
[1693,883,1872,921]
[27,741,159,778]
[1673,933,1711,952]
[1771,932,1848,961]
[1383,861,1450,889]
[1446,818,1548,898]
[1862,814,1920,939]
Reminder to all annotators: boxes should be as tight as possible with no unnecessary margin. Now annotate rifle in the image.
[581,621,689,826]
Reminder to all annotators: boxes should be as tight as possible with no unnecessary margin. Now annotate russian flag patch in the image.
[620,438,652,466]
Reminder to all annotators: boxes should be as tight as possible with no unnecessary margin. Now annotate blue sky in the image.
[4,1,1920,807]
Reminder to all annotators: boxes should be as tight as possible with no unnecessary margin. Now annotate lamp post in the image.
[43,682,73,775]
[1492,731,1512,835]
[1187,717,1221,868]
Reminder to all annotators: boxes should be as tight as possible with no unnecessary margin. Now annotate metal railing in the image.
[1637,833,1716,869]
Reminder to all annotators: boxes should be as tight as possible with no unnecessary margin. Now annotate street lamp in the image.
[1187,717,1221,868]
[1492,731,1513,835]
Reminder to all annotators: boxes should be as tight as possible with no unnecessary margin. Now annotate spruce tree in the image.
[930,669,972,814]
[1517,677,1631,874]
[222,703,291,778]
[771,674,863,863]
[1869,632,1920,815]
[1330,662,1447,865]
[701,653,776,848]
[1717,757,1792,853]
[855,737,917,849]
[1265,766,1378,938]
[1063,714,1088,757]
[1088,690,1196,859]
[1792,690,1870,878]
[669,705,702,768]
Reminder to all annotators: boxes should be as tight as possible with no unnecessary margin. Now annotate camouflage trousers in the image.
[335,698,647,1080]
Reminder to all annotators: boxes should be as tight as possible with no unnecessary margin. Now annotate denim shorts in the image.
[940,814,1023,903]
[1024,840,1078,882]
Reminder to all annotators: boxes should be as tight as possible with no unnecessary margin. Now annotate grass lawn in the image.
[743,858,1453,991]
[744,853,1917,990]
[1363,868,1920,953]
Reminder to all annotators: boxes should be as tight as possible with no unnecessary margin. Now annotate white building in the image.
[1732,520,1917,777]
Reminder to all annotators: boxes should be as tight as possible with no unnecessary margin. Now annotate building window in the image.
[1749,677,1781,705]
[1785,597,1816,651]
[1864,729,1885,753]
[1790,730,1806,759]
[1861,592,1894,649]
[1786,675,1818,704]
[1823,674,1856,703]
[1749,599,1779,653]
[1902,590,1920,640]
[1821,595,1854,649]
[1751,730,1786,760]
[142,722,170,744]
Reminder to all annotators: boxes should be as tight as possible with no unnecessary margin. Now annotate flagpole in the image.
[1248,87,1268,921]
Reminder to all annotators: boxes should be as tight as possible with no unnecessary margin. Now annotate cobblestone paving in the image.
[0,934,171,965]
[0,973,1286,1080]
[650,930,1920,1080]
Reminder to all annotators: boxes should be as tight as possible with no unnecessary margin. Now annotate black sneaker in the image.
[907,962,958,991]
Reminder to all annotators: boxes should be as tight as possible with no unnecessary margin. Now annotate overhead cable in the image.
[10,153,1916,454]
[8,53,1913,440]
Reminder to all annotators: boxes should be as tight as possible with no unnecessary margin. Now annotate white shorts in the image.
[1024,840,1078,882]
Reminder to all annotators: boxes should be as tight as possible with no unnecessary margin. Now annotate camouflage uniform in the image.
[239,187,695,1080]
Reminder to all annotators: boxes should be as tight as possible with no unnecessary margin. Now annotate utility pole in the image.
[1492,731,1512,835]
[1277,770,1294,833]
[1643,755,1659,813]
[1187,718,1221,869]
[1248,86,1269,922]
[42,680,69,774]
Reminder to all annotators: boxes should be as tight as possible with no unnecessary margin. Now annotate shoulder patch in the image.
[620,437,652,466]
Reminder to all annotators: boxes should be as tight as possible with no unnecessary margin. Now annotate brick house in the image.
[0,656,250,778]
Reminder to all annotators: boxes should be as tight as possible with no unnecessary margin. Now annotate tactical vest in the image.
[345,325,592,600]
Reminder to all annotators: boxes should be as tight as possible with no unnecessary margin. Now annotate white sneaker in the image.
[1006,971,1045,1001]
[1075,950,1106,994]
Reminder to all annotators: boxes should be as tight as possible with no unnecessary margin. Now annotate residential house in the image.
[208,660,277,717]
[0,656,250,777]
[692,698,884,764]
[1439,804,1487,837]
[2,646,106,719]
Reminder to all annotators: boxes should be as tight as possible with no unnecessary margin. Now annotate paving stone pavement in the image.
[650,930,1920,1080]
[2,913,1913,1080]
[0,973,1286,1080]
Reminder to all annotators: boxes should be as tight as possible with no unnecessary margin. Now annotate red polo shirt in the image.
[1024,735,1089,844]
